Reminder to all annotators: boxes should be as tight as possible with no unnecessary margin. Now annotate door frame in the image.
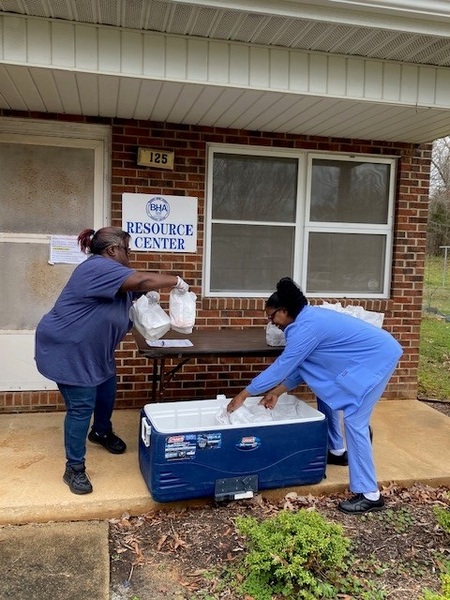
[0,118,111,391]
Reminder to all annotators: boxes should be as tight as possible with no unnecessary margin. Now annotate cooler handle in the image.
[141,417,152,447]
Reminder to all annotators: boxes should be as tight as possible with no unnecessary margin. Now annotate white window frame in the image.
[204,144,397,299]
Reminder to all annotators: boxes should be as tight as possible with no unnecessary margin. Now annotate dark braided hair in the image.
[78,227,131,255]
[265,277,308,319]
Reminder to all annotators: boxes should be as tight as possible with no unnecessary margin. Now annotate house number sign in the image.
[137,147,174,170]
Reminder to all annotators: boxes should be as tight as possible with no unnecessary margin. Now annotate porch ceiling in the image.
[2,0,450,143]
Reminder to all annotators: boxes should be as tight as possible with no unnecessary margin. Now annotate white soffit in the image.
[2,2,450,142]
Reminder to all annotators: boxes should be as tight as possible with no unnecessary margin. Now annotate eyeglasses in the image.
[267,308,281,322]
[116,245,131,255]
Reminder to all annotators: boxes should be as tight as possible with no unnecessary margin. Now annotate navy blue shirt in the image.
[35,255,134,386]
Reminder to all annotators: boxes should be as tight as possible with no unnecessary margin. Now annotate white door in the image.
[0,118,110,391]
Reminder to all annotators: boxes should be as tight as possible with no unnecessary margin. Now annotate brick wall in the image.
[0,112,431,412]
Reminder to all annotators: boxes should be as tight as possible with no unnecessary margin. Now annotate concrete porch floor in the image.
[1,399,449,526]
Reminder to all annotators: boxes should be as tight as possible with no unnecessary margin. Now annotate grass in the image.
[423,254,450,315]
[419,255,450,400]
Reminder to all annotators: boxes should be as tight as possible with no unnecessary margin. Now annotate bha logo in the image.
[146,197,170,222]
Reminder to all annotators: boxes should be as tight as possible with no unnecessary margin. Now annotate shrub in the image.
[434,507,450,534]
[420,573,450,600]
[234,508,352,600]
[420,508,450,600]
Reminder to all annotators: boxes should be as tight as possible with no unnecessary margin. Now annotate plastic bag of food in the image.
[169,288,197,334]
[130,291,171,340]
[320,301,384,328]
[265,322,286,346]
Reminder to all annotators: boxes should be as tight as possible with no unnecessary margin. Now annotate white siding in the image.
[2,13,450,141]
[2,14,450,109]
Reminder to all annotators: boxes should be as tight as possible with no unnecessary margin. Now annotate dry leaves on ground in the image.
[109,483,450,600]
[109,400,450,600]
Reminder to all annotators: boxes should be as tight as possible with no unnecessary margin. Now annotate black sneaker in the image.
[88,429,127,454]
[338,493,385,515]
[63,464,93,495]
[327,450,348,466]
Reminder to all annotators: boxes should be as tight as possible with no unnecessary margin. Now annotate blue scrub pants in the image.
[57,375,117,468]
[317,398,345,452]
[343,362,398,494]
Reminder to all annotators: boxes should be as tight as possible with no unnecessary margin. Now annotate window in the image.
[205,146,396,298]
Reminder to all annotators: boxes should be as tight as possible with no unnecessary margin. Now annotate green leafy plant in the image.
[420,573,450,600]
[374,506,416,534]
[434,506,450,534]
[420,506,450,600]
[234,508,381,600]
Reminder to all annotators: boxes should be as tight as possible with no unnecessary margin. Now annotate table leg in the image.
[150,357,193,402]
[158,358,166,402]
[151,357,161,403]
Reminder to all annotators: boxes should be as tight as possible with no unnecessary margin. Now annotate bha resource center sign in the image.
[122,193,198,253]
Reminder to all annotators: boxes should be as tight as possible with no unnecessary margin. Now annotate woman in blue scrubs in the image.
[227,277,403,515]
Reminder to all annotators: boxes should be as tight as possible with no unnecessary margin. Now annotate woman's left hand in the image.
[259,392,279,409]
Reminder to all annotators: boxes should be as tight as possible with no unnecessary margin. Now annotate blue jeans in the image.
[57,375,117,467]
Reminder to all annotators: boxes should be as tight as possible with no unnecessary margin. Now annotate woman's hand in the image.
[227,390,250,413]
[259,392,279,410]
[175,276,189,292]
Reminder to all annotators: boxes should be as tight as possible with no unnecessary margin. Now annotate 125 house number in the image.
[137,148,174,170]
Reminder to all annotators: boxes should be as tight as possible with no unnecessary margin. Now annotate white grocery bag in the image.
[169,288,197,334]
[265,322,286,346]
[319,301,384,328]
[130,291,171,340]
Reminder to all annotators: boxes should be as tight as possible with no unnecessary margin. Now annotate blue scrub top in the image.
[246,305,403,411]
[35,255,135,387]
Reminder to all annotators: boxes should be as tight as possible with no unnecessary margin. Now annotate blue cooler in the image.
[139,394,327,503]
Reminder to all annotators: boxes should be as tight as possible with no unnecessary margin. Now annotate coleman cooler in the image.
[139,394,327,503]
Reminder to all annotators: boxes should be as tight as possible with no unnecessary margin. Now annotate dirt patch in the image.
[109,400,450,600]
[421,398,450,418]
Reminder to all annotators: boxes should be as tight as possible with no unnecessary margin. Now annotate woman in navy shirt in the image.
[227,277,403,515]
[35,226,189,495]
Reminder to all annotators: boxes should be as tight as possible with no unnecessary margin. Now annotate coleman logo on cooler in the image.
[236,436,261,450]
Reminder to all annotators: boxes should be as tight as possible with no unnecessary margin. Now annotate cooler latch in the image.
[214,475,258,501]
[141,417,152,447]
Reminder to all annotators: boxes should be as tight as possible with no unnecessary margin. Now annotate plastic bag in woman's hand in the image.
[228,404,273,425]
[130,291,171,341]
[169,288,197,334]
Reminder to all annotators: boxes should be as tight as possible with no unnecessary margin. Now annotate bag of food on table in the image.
[320,301,384,328]
[266,322,286,346]
[169,288,197,334]
[130,291,171,340]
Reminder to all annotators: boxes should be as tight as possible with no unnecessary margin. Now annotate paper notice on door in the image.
[49,235,87,265]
